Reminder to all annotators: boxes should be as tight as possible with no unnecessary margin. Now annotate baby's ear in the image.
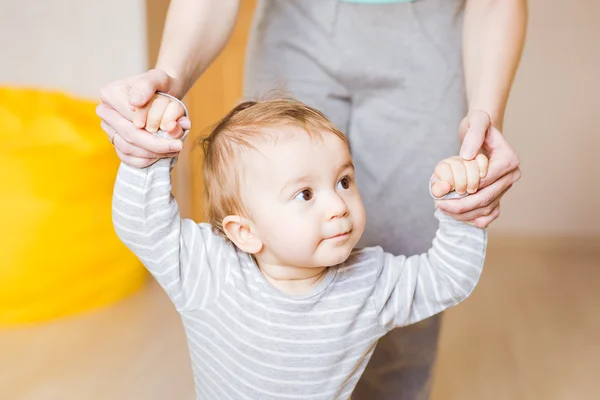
[222,215,263,254]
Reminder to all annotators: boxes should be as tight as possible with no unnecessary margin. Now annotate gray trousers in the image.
[244,1,467,398]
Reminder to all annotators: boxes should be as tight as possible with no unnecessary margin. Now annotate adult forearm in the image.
[155,0,241,98]
[463,0,527,129]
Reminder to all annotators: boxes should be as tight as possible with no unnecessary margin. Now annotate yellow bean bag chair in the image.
[0,87,146,325]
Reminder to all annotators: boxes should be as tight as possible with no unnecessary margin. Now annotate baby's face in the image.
[240,127,366,268]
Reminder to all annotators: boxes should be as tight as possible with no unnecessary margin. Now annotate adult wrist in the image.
[467,105,504,132]
[154,65,189,100]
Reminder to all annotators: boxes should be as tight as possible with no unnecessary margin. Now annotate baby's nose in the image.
[328,195,349,219]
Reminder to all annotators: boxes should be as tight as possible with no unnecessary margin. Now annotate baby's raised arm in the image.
[111,95,230,312]
[373,154,490,330]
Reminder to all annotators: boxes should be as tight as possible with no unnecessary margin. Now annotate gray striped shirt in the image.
[112,158,487,400]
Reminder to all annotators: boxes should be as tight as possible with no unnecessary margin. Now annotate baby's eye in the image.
[294,189,313,202]
[337,176,351,190]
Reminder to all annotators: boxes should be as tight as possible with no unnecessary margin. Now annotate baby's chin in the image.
[320,233,362,266]
[319,246,355,267]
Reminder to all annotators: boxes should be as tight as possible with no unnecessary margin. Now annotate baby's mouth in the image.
[325,229,352,241]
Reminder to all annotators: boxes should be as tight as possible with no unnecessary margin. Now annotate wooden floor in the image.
[1,236,599,400]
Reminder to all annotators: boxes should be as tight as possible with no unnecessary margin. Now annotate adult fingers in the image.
[436,169,517,214]
[128,69,173,107]
[96,103,183,154]
[459,110,491,160]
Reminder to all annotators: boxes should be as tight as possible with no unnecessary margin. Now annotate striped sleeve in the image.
[112,158,232,312]
[373,209,487,330]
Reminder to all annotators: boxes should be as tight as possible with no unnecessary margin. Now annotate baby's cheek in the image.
[292,219,322,256]
[267,214,309,248]
[351,196,367,228]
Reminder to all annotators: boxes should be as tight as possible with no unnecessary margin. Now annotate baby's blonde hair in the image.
[201,97,348,237]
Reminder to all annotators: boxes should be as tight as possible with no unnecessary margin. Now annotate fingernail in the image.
[179,118,191,130]
[460,147,474,159]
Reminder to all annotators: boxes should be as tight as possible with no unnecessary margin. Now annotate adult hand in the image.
[96,69,191,168]
[435,110,521,228]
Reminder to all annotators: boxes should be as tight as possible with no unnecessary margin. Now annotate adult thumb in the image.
[128,69,172,107]
[459,110,490,160]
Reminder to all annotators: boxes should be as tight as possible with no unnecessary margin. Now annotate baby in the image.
[112,94,488,399]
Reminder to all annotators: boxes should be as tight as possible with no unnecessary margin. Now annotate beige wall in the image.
[0,0,148,99]
[493,0,600,236]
